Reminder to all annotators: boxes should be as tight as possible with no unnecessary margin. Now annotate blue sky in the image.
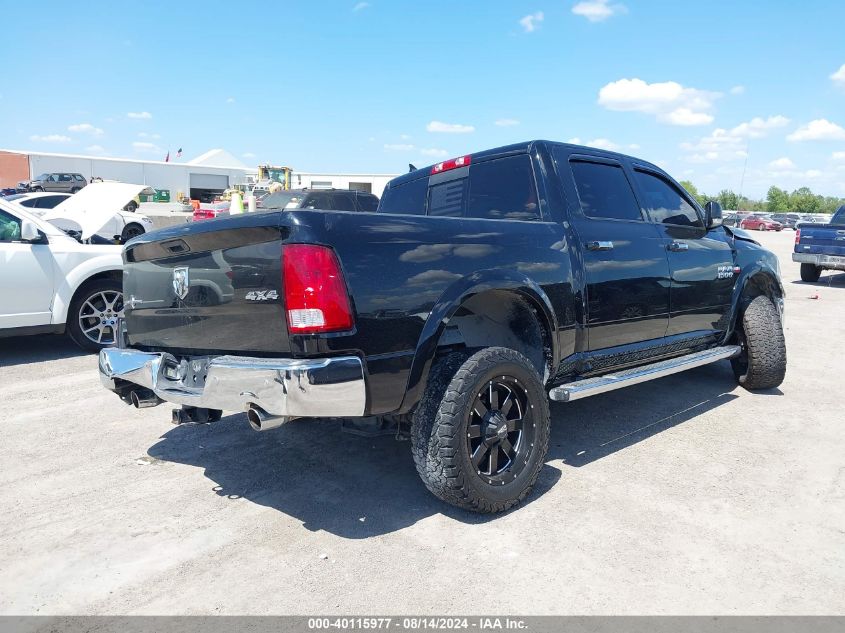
[2,0,845,198]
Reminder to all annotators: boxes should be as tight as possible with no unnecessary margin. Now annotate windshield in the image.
[35,173,50,181]
[261,192,304,210]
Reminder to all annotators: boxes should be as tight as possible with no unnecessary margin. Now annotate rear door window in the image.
[303,193,333,209]
[378,177,428,215]
[356,194,379,212]
[570,160,643,221]
[330,193,356,211]
[633,170,703,227]
[466,155,540,221]
[38,195,67,209]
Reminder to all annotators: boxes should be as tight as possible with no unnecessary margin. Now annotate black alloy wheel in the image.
[467,377,534,486]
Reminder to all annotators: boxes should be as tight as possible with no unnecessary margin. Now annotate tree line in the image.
[679,181,845,214]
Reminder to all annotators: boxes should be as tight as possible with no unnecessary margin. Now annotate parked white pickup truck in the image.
[0,198,125,351]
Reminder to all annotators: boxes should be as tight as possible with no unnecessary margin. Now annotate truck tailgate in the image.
[796,223,845,257]
[123,217,289,354]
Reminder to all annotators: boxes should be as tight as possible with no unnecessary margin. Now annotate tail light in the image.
[283,244,354,334]
[795,228,800,245]
[431,154,472,175]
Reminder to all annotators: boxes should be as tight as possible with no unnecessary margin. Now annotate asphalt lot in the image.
[1,229,843,615]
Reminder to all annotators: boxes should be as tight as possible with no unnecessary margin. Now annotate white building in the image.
[0,148,397,201]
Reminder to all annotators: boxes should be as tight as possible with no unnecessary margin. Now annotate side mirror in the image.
[705,200,723,229]
[20,220,44,243]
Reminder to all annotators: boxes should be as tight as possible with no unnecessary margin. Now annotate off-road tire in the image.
[731,295,786,390]
[67,277,123,352]
[800,263,821,282]
[411,347,550,513]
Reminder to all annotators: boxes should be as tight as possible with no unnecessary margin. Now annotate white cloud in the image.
[242,152,256,158]
[519,11,544,33]
[495,118,520,127]
[127,111,152,120]
[226,97,236,104]
[663,108,714,126]
[68,123,104,136]
[85,145,106,154]
[680,115,790,163]
[768,157,795,170]
[729,115,790,138]
[137,132,161,139]
[29,134,71,143]
[420,148,449,157]
[132,141,161,152]
[572,0,627,22]
[400,134,412,140]
[597,78,719,126]
[832,151,845,160]
[729,85,745,95]
[830,64,845,85]
[427,120,475,134]
[352,2,370,11]
[384,143,415,151]
[787,119,845,142]
[567,137,639,152]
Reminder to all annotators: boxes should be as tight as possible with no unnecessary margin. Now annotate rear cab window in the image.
[380,153,542,222]
[378,176,428,215]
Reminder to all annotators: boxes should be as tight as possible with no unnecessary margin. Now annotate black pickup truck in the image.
[100,140,786,513]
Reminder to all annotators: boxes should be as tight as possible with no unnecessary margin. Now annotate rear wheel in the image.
[731,295,786,390]
[67,278,123,352]
[70,187,80,194]
[800,263,821,282]
[411,347,550,513]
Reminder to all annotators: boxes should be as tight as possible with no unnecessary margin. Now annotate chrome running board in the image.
[548,345,741,403]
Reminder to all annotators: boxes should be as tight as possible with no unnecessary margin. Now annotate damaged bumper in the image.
[99,348,367,418]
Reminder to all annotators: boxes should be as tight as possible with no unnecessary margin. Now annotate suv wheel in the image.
[411,347,550,513]
[32,186,43,192]
[731,295,786,390]
[67,278,123,352]
[70,187,80,194]
[800,263,821,282]
[121,223,145,242]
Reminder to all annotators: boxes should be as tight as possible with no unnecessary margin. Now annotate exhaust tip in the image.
[246,404,287,432]
[130,389,161,409]
[246,406,263,431]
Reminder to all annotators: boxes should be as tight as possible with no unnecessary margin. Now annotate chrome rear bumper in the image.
[99,348,367,418]
[792,252,845,271]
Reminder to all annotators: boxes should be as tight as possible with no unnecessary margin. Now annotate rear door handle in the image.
[667,241,689,252]
[587,240,614,251]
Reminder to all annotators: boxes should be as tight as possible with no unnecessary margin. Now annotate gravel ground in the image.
[0,229,843,615]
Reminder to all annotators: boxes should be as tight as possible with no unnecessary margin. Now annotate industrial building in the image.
[0,148,396,201]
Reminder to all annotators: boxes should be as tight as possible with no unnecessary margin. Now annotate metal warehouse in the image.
[0,148,396,200]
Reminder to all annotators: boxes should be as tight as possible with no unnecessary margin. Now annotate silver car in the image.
[19,172,88,193]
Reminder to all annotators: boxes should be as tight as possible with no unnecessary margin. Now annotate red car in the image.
[739,215,783,231]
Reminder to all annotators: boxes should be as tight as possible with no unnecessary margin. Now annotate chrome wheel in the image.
[78,290,124,345]
[467,376,534,485]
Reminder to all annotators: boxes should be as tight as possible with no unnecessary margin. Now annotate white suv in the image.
[0,199,124,351]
